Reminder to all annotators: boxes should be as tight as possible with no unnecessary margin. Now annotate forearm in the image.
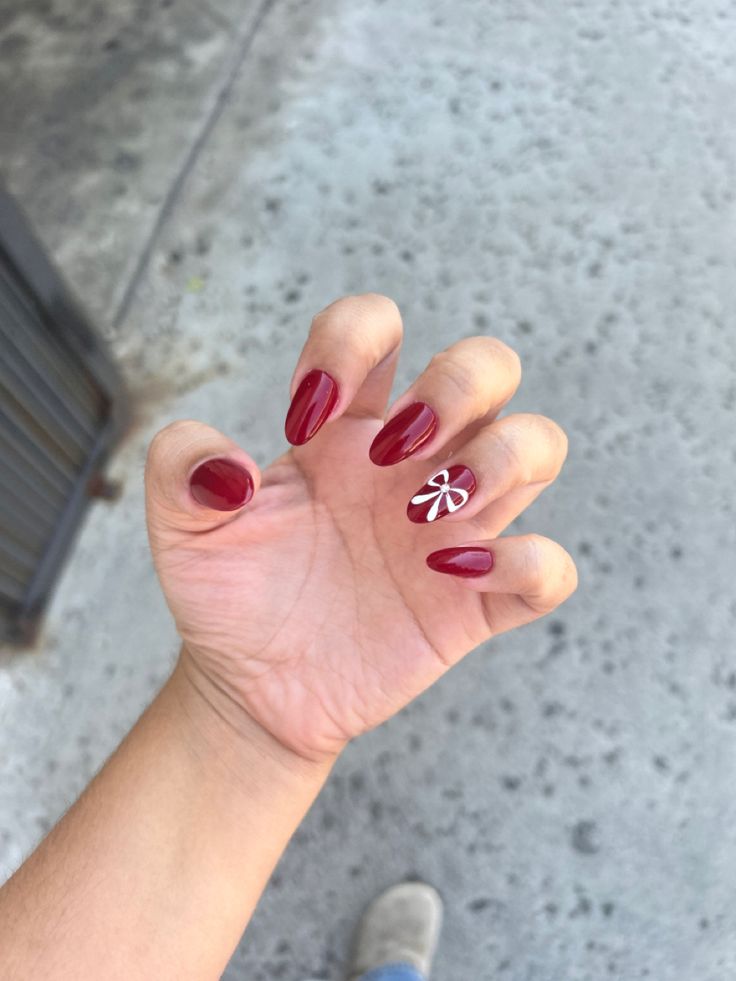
[0,651,333,980]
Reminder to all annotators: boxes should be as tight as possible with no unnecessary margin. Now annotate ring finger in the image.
[405,413,568,526]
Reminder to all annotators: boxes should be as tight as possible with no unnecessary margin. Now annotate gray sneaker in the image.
[346,882,443,980]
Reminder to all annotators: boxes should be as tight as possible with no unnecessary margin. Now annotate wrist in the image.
[165,647,338,791]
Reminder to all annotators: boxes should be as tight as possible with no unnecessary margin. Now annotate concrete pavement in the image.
[2,0,735,977]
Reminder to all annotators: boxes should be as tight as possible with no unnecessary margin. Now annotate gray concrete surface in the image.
[2,0,736,978]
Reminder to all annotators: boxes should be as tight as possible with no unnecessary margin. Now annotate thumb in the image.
[145,420,261,540]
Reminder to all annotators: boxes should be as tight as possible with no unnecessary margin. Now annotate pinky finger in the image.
[426,534,578,635]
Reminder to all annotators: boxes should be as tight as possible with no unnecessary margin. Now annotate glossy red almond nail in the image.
[285,369,339,445]
[407,465,476,523]
[426,547,494,578]
[189,458,254,511]
[369,402,437,466]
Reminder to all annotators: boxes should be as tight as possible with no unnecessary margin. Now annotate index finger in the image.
[284,294,403,445]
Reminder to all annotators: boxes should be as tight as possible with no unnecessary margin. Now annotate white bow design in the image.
[410,469,469,522]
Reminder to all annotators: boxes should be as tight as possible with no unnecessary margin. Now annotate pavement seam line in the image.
[111,0,278,331]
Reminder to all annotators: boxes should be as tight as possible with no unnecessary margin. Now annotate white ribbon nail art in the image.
[409,468,471,522]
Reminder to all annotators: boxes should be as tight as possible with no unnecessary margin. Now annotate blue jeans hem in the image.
[356,962,425,981]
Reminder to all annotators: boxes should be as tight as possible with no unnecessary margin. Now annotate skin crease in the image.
[150,409,568,763]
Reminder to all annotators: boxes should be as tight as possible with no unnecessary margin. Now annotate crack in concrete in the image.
[111,0,277,331]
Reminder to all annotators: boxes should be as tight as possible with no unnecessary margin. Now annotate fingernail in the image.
[285,369,339,445]
[369,402,437,466]
[408,465,476,523]
[190,458,254,511]
[426,546,493,578]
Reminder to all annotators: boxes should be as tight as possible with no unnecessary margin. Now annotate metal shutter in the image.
[0,189,128,643]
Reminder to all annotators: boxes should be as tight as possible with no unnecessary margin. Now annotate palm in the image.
[152,415,490,759]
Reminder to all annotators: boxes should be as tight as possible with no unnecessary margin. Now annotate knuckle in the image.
[486,337,522,378]
[487,427,529,483]
[426,336,522,407]
[542,415,568,454]
[359,292,402,320]
[457,336,522,378]
[535,415,569,471]
[311,294,403,351]
[310,304,338,332]
[522,534,549,590]
[429,353,478,401]
[147,420,193,461]
[508,414,568,480]
[354,294,403,352]
[316,293,400,323]
[522,536,578,612]
[310,294,357,329]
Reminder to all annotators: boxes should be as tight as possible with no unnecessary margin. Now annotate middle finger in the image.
[368,335,521,467]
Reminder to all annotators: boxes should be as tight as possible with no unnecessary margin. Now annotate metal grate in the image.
[0,189,128,643]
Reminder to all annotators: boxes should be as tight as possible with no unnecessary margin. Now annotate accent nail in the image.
[426,546,493,578]
[285,369,339,445]
[190,458,254,511]
[407,465,476,523]
[369,402,438,466]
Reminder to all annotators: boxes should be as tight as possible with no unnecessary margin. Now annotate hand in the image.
[145,294,577,762]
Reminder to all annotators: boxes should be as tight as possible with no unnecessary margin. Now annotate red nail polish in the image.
[407,465,476,523]
[189,458,254,511]
[426,547,493,578]
[369,402,437,466]
[285,369,339,445]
